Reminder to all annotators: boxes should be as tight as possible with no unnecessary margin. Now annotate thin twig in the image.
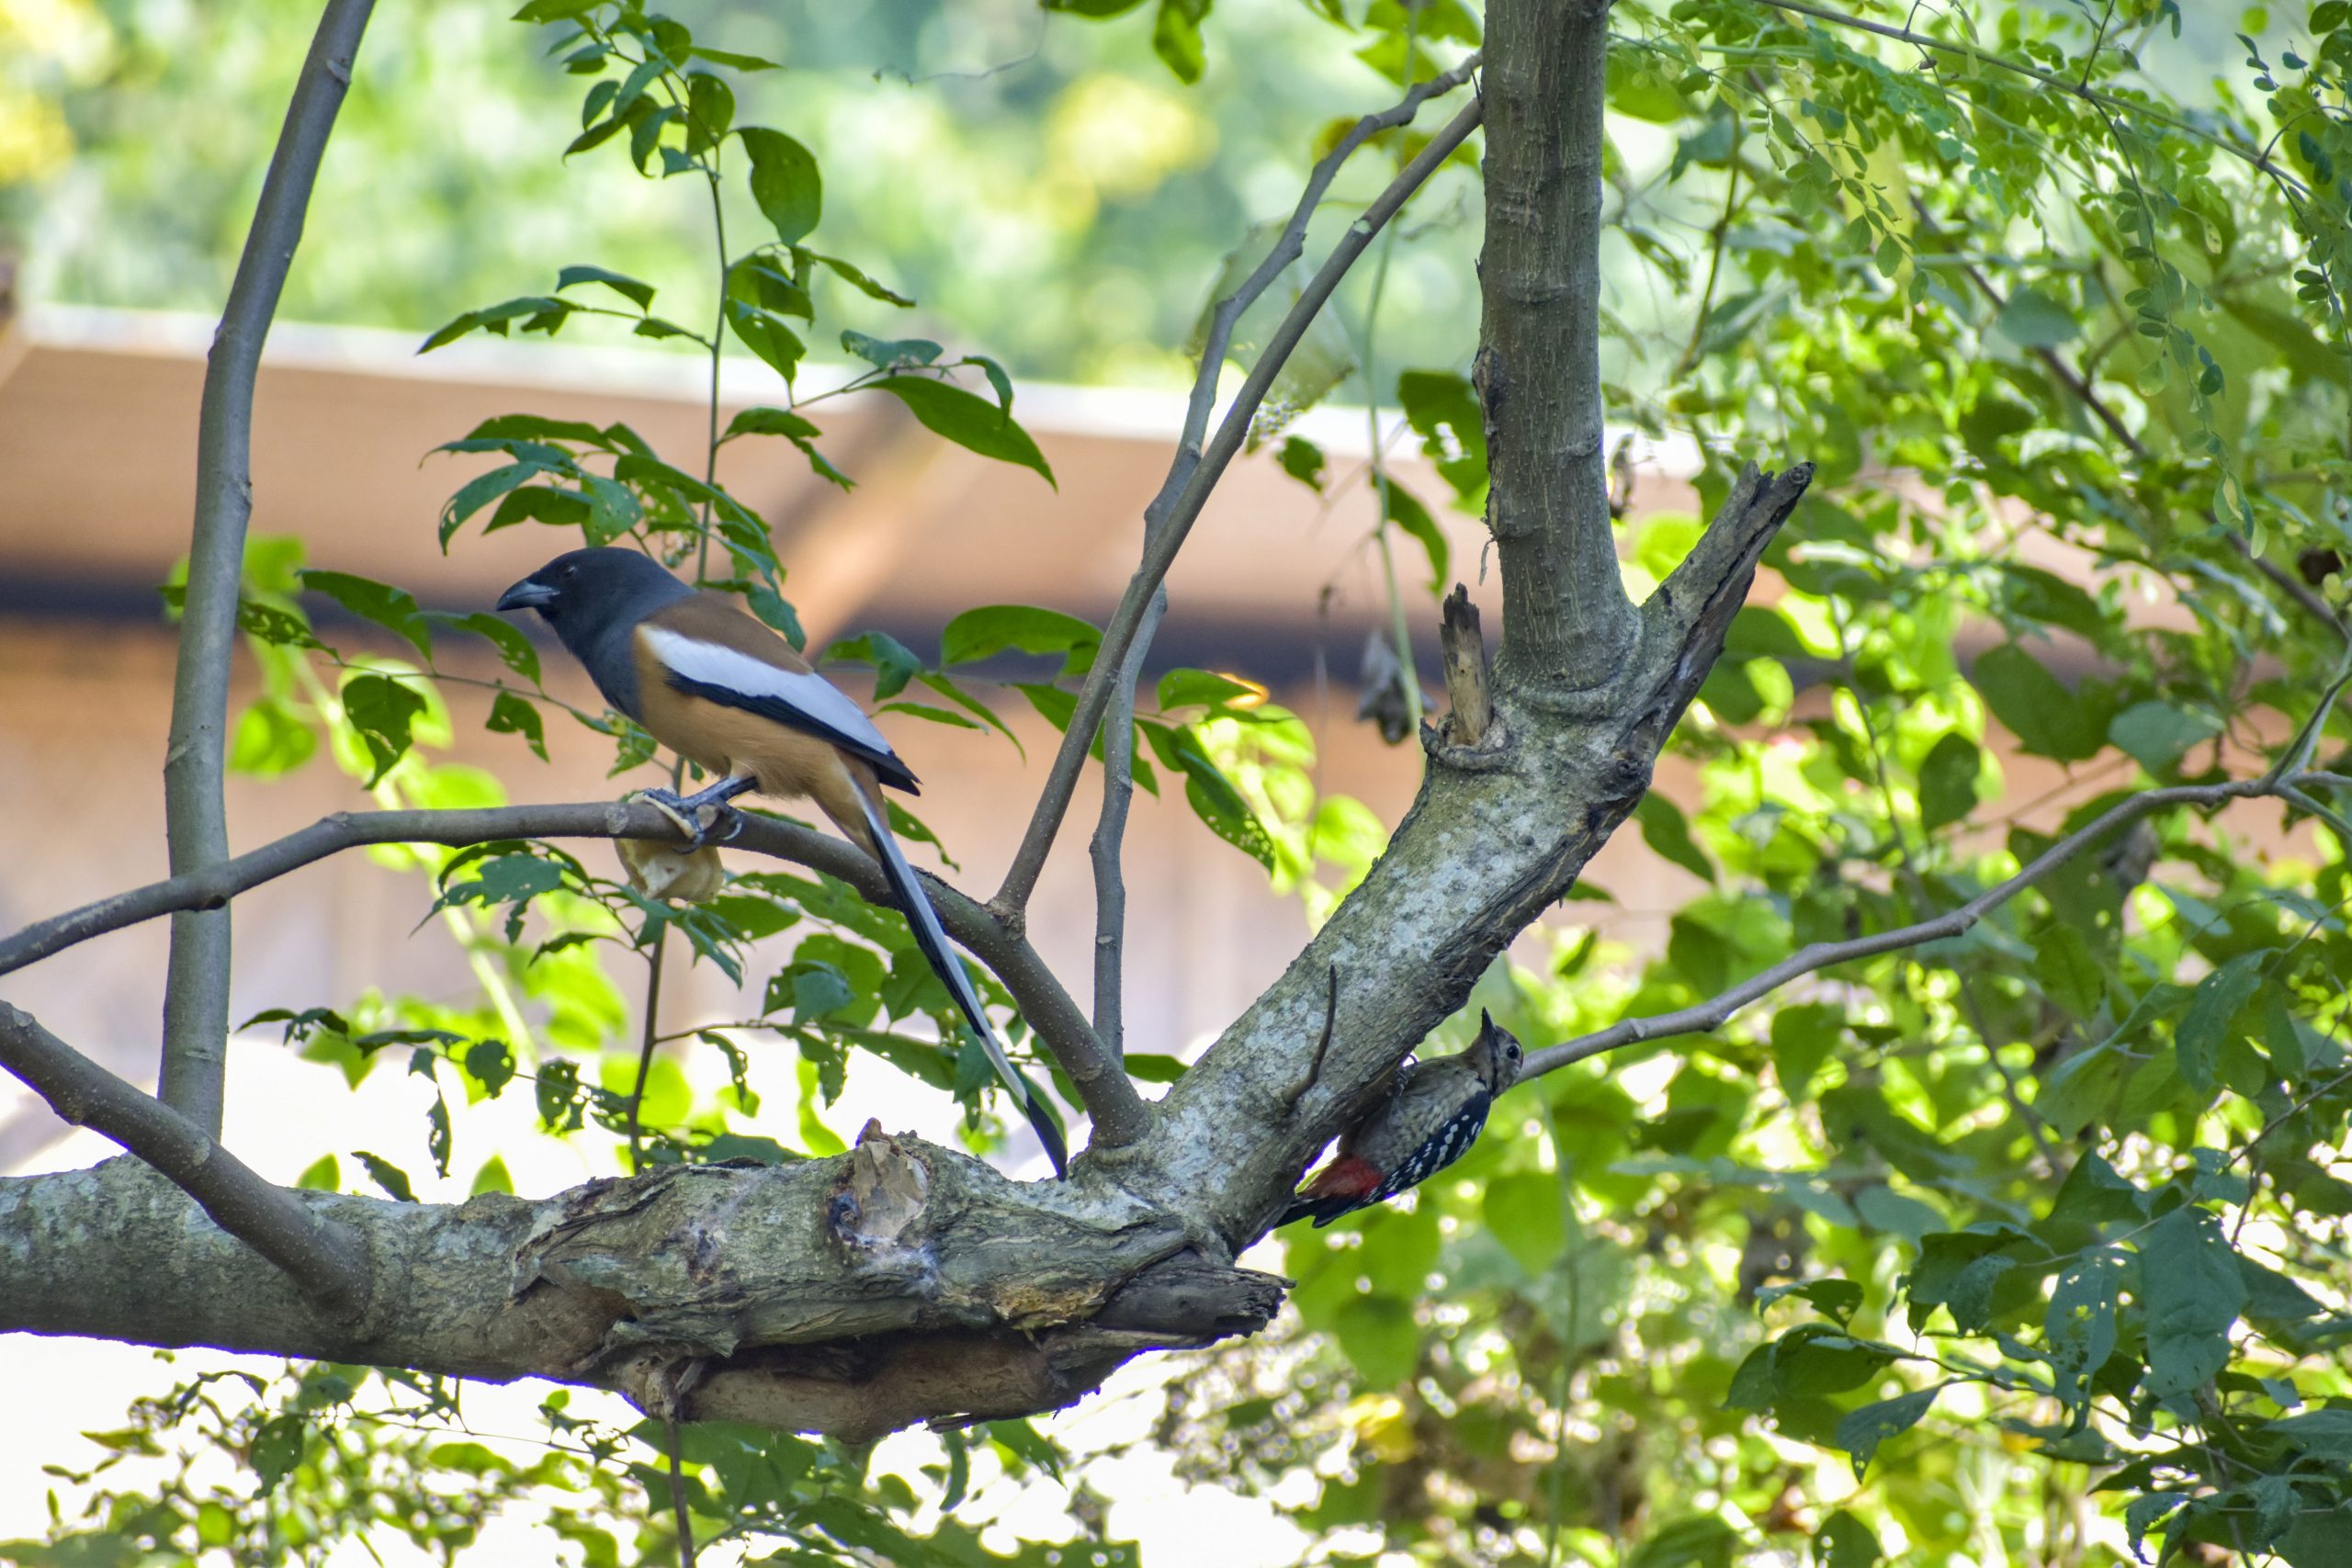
[1517,771,2340,1082]
[1668,147,1741,382]
[664,1414,698,1568]
[993,59,1482,916]
[1283,964,1342,1114]
[0,800,1149,1148]
[627,930,670,1175]
[159,0,378,1136]
[1087,589,1162,1063]
[0,999,370,1315]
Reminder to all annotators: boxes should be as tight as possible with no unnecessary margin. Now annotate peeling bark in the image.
[0,1132,1282,1440]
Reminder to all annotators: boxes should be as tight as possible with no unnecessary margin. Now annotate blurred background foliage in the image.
[1,0,1485,387]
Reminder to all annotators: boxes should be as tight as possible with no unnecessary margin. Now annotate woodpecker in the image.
[1279,1010,1524,1227]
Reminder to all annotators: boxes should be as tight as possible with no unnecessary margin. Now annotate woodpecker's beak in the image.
[496,577,558,612]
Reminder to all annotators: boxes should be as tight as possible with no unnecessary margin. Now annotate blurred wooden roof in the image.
[0,305,1700,662]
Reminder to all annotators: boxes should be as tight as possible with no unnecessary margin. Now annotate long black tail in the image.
[856,790,1070,1178]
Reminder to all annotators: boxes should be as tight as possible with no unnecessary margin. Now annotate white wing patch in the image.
[639,624,897,759]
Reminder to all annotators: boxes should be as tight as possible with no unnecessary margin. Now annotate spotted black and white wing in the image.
[1365,1089,1493,1206]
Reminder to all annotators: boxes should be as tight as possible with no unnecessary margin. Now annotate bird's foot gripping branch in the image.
[0,1122,1282,1442]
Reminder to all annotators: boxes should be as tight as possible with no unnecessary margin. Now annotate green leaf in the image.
[422,612,537,684]
[1970,643,2105,762]
[1834,1385,1939,1474]
[1395,368,1488,505]
[295,1155,340,1192]
[2177,952,2264,1094]
[554,263,655,310]
[1755,1277,1864,1325]
[726,299,805,384]
[301,570,431,659]
[841,331,942,369]
[1624,1517,1739,1568]
[724,405,820,442]
[353,1150,417,1202]
[737,127,821,245]
[691,44,781,71]
[1331,1293,1417,1387]
[803,251,913,307]
[1815,1511,1883,1568]
[1482,1171,1567,1277]
[1990,287,2080,348]
[1770,1002,1841,1101]
[2267,1408,2352,1460]
[464,1039,516,1098]
[1917,732,1981,831]
[1635,792,1714,883]
[2034,1043,2129,1138]
[2033,924,2104,1018]
[2138,1208,2248,1402]
[1276,434,1326,492]
[940,604,1100,675]
[1380,478,1447,596]
[2109,700,2222,776]
[1999,564,2106,640]
[487,691,548,760]
[1156,667,1261,711]
[1151,0,1209,82]
[230,697,318,777]
[1771,1326,1894,1396]
[790,964,855,1022]
[868,376,1056,487]
[825,630,925,700]
[342,673,428,786]
[2045,1248,2122,1396]
[729,254,812,321]
[723,405,850,489]
[985,1417,1066,1483]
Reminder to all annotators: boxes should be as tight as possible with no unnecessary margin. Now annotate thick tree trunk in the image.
[1479,0,1637,694]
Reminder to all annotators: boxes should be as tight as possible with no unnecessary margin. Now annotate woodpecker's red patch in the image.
[1299,1154,1384,1201]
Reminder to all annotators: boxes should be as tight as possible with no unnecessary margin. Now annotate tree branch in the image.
[1517,770,2341,1082]
[160,0,377,1135]
[992,59,1483,915]
[0,801,1148,1151]
[0,1130,1281,1442]
[0,1000,369,1316]
[1479,0,1636,694]
[1087,588,1162,1063]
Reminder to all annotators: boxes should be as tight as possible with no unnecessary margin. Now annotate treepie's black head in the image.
[1471,1009,1525,1092]
[495,547,693,634]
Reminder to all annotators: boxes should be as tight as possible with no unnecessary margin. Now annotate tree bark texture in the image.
[1479,0,1636,694]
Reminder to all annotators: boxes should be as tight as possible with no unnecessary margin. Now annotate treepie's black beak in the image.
[496,578,557,612]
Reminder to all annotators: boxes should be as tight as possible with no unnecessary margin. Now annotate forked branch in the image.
[0,1000,369,1316]
[995,59,1485,918]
